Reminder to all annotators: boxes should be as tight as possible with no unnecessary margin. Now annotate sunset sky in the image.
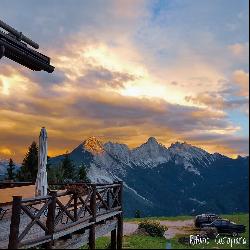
[0,0,249,162]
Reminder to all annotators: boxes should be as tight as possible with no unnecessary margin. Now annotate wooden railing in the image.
[0,181,34,189]
[7,182,123,249]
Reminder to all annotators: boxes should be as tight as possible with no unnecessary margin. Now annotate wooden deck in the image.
[0,182,123,249]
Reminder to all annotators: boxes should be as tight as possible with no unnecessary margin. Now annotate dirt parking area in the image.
[123,219,196,239]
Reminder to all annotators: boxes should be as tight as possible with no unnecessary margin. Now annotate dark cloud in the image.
[77,65,137,89]
[23,70,67,86]
[187,133,249,156]
[0,78,234,134]
[185,90,249,112]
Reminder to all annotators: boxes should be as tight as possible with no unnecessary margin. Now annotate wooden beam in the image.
[89,185,97,249]
[117,214,123,250]
[117,182,123,250]
[73,192,78,221]
[8,196,22,249]
[46,191,57,248]
[19,235,52,249]
[111,229,117,249]
[53,222,94,240]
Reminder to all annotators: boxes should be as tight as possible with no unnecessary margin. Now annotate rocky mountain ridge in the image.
[48,136,249,216]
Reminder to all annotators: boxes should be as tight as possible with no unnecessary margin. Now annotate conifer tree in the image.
[61,153,75,181]
[17,141,38,182]
[78,163,89,182]
[6,158,15,180]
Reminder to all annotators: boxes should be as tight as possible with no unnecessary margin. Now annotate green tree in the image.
[78,163,90,182]
[46,156,52,173]
[61,153,76,181]
[17,141,38,182]
[135,209,141,218]
[48,164,64,183]
[6,158,15,180]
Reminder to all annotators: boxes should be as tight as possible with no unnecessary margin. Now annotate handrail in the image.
[21,195,51,204]
[7,182,123,249]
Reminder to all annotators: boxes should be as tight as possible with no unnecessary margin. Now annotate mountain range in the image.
[0,158,8,180]
[49,137,249,217]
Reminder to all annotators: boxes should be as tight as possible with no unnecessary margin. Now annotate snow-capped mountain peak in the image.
[104,142,131,165]
[131,137,170,168]
[82,136,104,155]
[146,136,159,145]
[168,141,217,174]
[51,136,238,177]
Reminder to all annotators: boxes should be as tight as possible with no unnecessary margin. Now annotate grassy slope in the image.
[82,235,166,249]
[82,214,249,249]
[124,215,193,222]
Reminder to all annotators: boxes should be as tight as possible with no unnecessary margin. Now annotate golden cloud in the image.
[228,43,249,58]
[0,30,248,161]
[233,70,249,97]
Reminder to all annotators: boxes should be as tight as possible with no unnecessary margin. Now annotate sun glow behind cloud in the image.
[0,73,30,96]
[1,78,9,95]
[69,42,208,107]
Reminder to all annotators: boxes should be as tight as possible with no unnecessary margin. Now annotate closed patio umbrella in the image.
[35,127,48,196]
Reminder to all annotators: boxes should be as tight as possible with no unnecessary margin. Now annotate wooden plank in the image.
[19,235,52,249]
[52,220,117,249]
[21,195,51,204]
[54,215,92,234]
[53,221,94,240]
[95,220,117,238]
[55,197,75,223]
[18,201,49,241]
[96,210,122,223]
[77,195,92,217]
[96,190,109,210]
[53,230,90,249]
[95,184,121,189]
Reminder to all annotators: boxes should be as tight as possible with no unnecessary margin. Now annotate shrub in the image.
[138,220,167,237]
[200,227,218,239]
[134,209,141,218]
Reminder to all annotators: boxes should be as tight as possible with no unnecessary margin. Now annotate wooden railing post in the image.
[111,229,117,249]
[89,184,96,249]
[73,191,78,221]
[46,191,57,248]
[107,188,111,209]
[113,184,119,208]
[117,182,123,250]
[8,196,22,249]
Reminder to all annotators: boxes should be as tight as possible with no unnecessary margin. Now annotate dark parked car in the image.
[195,214,221,227]
[201,219,246,235]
